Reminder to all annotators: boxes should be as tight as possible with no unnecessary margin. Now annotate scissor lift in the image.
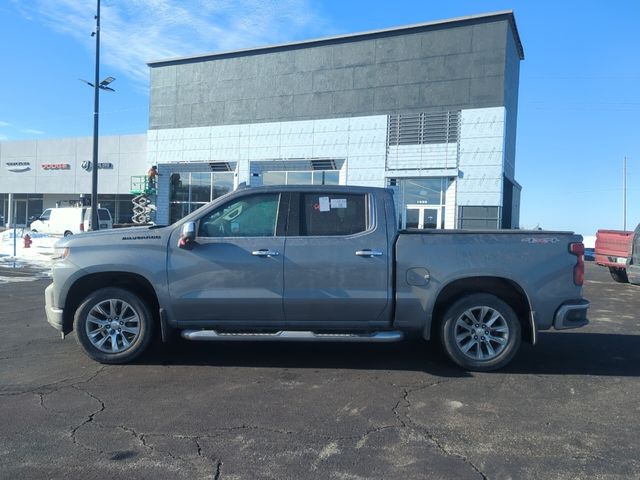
[130,176,156,224]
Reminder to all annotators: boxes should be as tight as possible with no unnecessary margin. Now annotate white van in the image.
[30,207,113,236]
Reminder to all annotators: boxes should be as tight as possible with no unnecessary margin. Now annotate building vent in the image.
[209,162,233,172]
[310,159,337,171]
[388,111,460,146]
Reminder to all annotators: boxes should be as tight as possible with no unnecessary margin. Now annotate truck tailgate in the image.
[595,230,633,267]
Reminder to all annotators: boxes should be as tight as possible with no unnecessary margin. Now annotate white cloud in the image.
[0,135,9,141]
[13,0,330,86]
[21,129,46,135]
[0,121,11,128]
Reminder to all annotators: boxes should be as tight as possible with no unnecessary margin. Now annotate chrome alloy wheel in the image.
[85,299,141,353]
[454,306,509,361]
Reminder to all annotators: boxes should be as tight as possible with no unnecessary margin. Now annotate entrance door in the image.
[405,204,443,229]
[14,200,28,227]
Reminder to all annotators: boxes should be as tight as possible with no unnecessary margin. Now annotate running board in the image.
[180,330,404,343]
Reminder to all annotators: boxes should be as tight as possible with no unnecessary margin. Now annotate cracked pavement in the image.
[1,262,639,479]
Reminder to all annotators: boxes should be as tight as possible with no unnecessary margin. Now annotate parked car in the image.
[627,223,640,285]
[30,207,113,236]
[595,229,634,282]
[44,186,589,371]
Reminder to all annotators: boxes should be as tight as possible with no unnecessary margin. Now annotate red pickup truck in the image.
[595,230,633,282]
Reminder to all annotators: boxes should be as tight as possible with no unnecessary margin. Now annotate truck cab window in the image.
[300,193,368,236]
[199,193,280,238]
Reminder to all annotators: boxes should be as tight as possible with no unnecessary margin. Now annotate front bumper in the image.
[45,283,64,333]
[553,300,590,330]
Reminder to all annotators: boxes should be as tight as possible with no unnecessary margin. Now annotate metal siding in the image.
[149,20,512,129]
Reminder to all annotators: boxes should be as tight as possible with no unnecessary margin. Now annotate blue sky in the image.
[0,0,638,235]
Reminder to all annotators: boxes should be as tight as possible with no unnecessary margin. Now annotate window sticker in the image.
[319,196,330,212]
[330,198,347,209]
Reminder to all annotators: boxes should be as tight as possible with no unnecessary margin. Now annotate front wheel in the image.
[609,267,628,283]
[74,287,155,364]
[440,293,521,371]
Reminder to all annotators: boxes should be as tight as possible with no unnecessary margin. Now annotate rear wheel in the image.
[64,230,73,237]
[74,287,155,364]
[440,293,521,371]
[609,267,628,283]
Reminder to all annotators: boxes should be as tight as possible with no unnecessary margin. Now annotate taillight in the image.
[80,223,84,232]
[570,242,585,286]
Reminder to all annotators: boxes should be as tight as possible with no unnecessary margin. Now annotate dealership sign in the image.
[81,161,114,172]
[42,163,71,170]
[5,161,31,172]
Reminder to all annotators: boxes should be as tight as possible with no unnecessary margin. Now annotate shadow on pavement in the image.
[506,331,640,376]
[141,339,471,378]
[138,331,640,377]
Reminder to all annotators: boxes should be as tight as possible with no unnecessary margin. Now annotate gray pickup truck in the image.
[45,186,589,371]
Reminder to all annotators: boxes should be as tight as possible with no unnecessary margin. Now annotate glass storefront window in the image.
[287,171,313,185]
[191,173,212,203]
[96,194,134,224]
[458,206,500,229]
[401,178,446,205]
[389,177,449,230]
[312,171,340,185]
[4,194,43,226]
[169,171,234,224]
[262,170,340,186]
[0,194,7,226]
[117,197,134,224]
[212,173,233,198]
[172,172,190,202]
[263,171,286,186]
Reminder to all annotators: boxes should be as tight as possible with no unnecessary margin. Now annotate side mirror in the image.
[178,221,196,249]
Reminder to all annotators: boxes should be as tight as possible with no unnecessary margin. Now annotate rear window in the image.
[84,209,112,221]
[300,193,368,236]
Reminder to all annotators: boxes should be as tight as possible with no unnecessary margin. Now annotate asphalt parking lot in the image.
[1,262,639,480]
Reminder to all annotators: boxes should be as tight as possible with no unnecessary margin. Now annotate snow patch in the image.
[0,229,58,280]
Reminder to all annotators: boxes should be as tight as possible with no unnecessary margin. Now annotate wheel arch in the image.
[62,272,160,334]
[429,276,534,344]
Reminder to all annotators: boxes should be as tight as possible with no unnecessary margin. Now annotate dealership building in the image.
[0,135,147,226]
[1,10,523,230]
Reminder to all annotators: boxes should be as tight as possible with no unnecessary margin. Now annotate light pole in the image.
[623,156,627,231]
[80,0,115,231]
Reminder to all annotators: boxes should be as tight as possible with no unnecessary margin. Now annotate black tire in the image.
[31,229,37,233]
[64,231,73,237]
[609,267,628,283]
[440,293,522,372]
[74,287,155,364]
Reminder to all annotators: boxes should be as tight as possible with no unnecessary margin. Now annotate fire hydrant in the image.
[23,233,33,248]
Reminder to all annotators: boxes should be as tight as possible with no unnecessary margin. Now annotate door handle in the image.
[355,249,383,257]
[252,249,280,257]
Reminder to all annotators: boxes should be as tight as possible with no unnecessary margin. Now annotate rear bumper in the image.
[553,300,589,330]
[595,254,628,268]
[44,283,64,333]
